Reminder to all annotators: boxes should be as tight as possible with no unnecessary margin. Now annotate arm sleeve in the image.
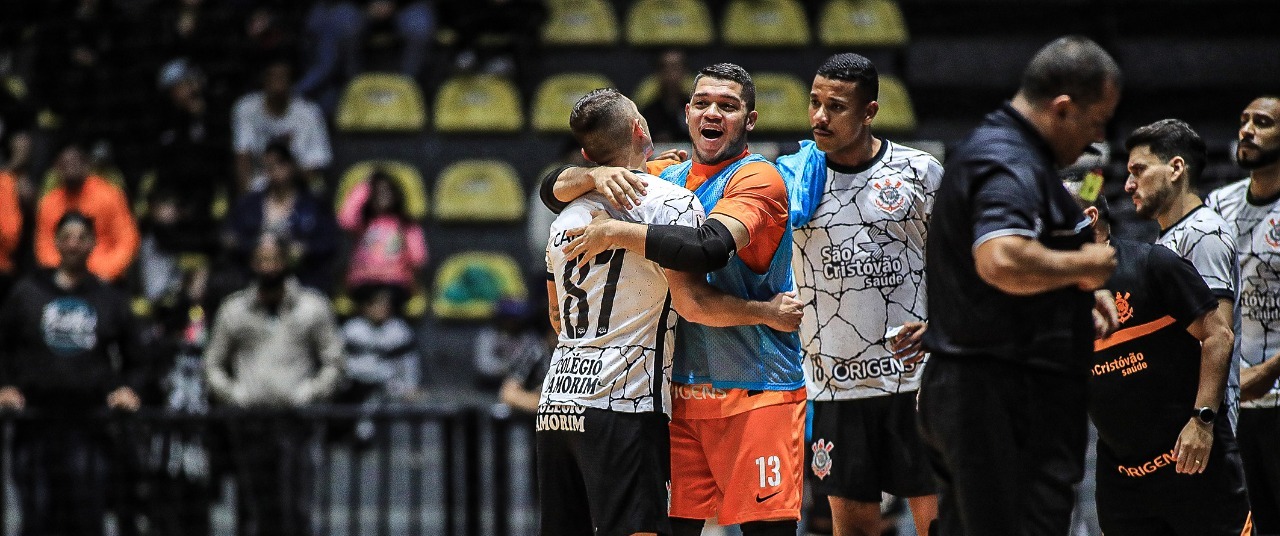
[203,304,237,404]
[644,219,736,272]
[91,188,140,281]
[538,164,574,214]
[1183,228,1239,300]
[0,177,20,263]
[337,181,371,231]
[1150,246,1219,327]
[297,104,333,170]
[405,223,428,268]
[971,169,1040,248]
[711,162,788,252]
[34,195,60,268]
[304,303,345,402]
[231,98,255,154]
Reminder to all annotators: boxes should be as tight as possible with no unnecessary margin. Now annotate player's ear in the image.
[745,109,758,132]
[1169,156,1187,186]
[864,100,879,125]
[580,148,597,165]
[1051,94,1073,120]
[1083,206,1100,229]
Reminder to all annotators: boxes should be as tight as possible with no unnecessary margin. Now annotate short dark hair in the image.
[56,211,94,233]
[1124,119,1207,187]
[816,53,878,104]
[569,88,634,164]
[1019,36,1122,106]
[694,63,756,111]
[263,140,297,165]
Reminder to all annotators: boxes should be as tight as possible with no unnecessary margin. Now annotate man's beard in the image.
[1239,143,1280,170]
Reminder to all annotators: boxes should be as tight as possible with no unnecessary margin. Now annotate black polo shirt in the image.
[923,103,1094,375]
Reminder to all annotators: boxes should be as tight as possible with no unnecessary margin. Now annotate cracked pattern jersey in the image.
[542,176,705,413]
[783,140,943,401]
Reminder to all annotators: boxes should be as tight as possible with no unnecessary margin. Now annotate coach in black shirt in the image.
[919,36,1122,535]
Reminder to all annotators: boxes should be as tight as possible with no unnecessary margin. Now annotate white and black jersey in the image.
[792,141,943,401]
[542,177,704,414]
[1207,179,1280,408]
[1155,205,1243,427]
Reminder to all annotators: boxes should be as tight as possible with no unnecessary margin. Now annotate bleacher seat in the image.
[42,167,127,196]
[632,73,696,109]
[335,73,426,132]
[532,73,615,133]
[872,75,916,133]
[432,251,529,320]
[722,0,809,47]
[752,73,812,133]
[433,159,525,223]
[336,161,429,219]
[542,0,619,46]
[819,0,909,48]
[434,74,524,133]
[626,0,714,47]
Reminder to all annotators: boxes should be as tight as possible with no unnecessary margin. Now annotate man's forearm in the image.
[540,165,590,213]
[976,237,1106,295]
[668,269,774,328]
[1242,352,1280,401]
[1194,327,1233,412]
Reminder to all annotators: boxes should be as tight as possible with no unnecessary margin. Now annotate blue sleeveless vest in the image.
[660,154,805,390]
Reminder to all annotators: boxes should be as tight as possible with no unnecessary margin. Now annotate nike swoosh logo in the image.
[755,490,782,503]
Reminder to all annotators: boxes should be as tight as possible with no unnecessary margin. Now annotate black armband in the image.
[644,219,736,272]
[538,164,575,214]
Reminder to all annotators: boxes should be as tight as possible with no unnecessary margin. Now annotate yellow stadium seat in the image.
[336,161,429,219]
[532,73,615,133]
[722,0,809,47]
[434,74,524,133]
[872,75,916,133]
[335,73,426,132]
[42,166,127,196]
[432,251,529,320]
[542,0,619,46]
[433,159,525,223]
[632,73,696,109]
[334,290,427,318]
[819,0,908,48]
[626,0,714,47]
[752,73,812,133]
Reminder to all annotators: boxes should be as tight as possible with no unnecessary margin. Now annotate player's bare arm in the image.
[1175,298,1234,474]
[891,322,928,364]
[974,235,1117,296]
[666,269,801,332]
[1241,350,1280,402]
[546,280,561,336]
[542,165,648,211]
[563,211,744,273]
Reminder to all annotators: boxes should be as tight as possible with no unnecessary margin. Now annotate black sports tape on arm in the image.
[644,219,736,272]
[539,164,574,214]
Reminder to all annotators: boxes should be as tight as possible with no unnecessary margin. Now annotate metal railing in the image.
[0,403,536,536]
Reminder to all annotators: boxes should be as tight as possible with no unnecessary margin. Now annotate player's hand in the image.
[1174,418,1213,474]
[1076,243,1117,291]
[588,166,647,210]
[764,291,803,332]
[892,321,928,365]
[0,386,25,411]
[563,210,618,269]
[653,148,688,163]
[107,386,141,412]
[1091,289,1120,339]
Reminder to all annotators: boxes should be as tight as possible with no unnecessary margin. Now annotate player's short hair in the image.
[1019,36,1122,106]
[569,88,635,164]
[1124,119,1207,187]
[1063,181,1112,231]
[816,53,878,105]
[694,63,756,111]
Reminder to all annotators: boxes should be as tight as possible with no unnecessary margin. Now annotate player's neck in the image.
[826,136,881,169]
[1249,164,1280,200]
[1156,192,1203,231]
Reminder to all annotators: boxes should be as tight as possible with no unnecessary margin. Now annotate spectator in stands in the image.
[498,323,553,414]
[35,141,139,283]
[337,287,421,442]
[233,59,331,194]
[0,211,147,536]
[298,0,436,113]
[473,297,542,388]
[139,58,227,300]
[223,142,338,291]
[147,0,242,108]
[0,166,20,298]
[641,49,692,143]
[0,87,36,295]
[204,233,343,536]
[339,167,427,307]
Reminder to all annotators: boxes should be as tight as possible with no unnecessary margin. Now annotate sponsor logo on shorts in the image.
[535,405,587,432]
[1116,448,1177,478]
[1114,291,1133,324]
[673,384,728,400]
[755,490,782,503]
[811,439,834,480]
[871,177,906,213]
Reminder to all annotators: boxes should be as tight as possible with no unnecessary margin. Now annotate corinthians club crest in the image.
[1266,218,1280,249]
[811,439,835,480]
[870,177,906,212]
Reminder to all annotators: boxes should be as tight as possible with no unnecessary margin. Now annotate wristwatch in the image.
[1192,406,1216,425]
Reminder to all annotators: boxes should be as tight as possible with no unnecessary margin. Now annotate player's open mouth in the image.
[700,127,724,140]
[813,128,832,137]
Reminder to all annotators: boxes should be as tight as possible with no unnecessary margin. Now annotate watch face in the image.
[1197,407,1216,423]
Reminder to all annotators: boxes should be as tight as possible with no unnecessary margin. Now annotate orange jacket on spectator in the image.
[0,171,20,274]
[35,175,139,281]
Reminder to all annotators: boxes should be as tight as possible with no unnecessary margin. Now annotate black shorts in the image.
[808,393,935,502]
[1239,406,1280,534]
[536,406,671,536]
[1095,423,1252,536]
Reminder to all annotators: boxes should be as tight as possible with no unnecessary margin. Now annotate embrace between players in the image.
[536,37,1280,536]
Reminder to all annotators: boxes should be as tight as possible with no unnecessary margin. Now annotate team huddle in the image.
[533,36,1280,536]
